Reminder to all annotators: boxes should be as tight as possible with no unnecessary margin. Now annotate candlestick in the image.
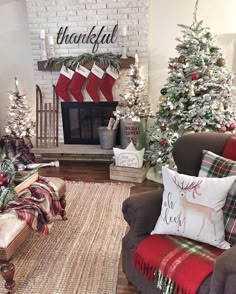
[47,35,55,58]
[120,26,128,59]
[40,39,47,60]
[121,36,127,59]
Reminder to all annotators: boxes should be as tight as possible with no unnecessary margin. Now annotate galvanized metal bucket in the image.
[98,127,117,150]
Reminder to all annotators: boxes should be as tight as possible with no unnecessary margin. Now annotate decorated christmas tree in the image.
[147,0,236,167]
[5,78,35,138]
[114,53,153,121]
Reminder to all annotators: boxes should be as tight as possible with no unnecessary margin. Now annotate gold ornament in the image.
[159,95,166,101]
[205,69,213,77]
[216,58,226,67]
[178,55,186,64]
[183,128,194,135]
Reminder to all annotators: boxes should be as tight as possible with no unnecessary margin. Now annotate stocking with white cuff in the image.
[86,63,104,103]
[100,66,119,103]
[68,64,90,102]
[55,65,74,102]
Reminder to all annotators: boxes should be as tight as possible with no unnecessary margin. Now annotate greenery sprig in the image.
[45,52,121,72]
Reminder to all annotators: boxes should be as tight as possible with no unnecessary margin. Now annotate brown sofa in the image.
[122,132,236,294]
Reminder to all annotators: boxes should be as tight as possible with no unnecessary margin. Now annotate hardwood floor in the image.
[39,160,161,294]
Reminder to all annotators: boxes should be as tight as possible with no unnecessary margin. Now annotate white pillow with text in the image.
[151,167,236,249]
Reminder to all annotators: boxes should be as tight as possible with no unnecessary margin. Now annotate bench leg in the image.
[59,195,68,220]
[0,261,15,293]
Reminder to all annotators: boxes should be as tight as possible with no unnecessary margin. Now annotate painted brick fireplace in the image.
[26,0,149,144]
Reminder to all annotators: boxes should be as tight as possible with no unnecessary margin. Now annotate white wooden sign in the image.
[113,141,144,168]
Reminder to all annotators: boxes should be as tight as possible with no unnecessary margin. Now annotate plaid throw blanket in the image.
[0,136,34,165]
[5,177,63,235]
[133,235,224,294]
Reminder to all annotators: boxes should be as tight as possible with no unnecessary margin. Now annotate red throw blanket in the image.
[6,177,63,235]
[222,134,236,160]
[133,235,224,294]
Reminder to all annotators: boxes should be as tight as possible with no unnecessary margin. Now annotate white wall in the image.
[149,0,236,111]
[0,0,35,137]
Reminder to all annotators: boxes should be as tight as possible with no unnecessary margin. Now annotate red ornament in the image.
[168,64,177,71]
[2,176,10,186]
[227,123,235,131]
[219,126,227,133]
[160,138,167,147]
[0,172,5,181]
[160,124,166,132]
[0,171,10,187]
[191,72,200,80]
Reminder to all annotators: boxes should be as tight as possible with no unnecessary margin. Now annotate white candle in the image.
[48,35,54,45]
[121,26,127,37]
[40,29,45,40]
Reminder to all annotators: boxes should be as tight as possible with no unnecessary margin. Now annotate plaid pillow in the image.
[199,150,236,246]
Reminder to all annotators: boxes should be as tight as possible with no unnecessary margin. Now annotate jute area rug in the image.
[0,181,132,294]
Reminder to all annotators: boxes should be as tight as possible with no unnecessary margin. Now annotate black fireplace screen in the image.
[61,102,119,144]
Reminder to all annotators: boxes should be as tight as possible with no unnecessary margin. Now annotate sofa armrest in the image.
[209,245,236,294]
[122,189,163,238]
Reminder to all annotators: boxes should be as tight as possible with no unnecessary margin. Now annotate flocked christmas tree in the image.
[5,78,35,138]
[114,52,153,121]
[147,0,236,167]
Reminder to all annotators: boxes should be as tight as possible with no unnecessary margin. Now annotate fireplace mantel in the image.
[37,56,135,71]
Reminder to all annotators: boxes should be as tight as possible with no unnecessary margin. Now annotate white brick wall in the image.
[26,0,149,142]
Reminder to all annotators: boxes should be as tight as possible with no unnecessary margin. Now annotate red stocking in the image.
[55,65,74,102]
[86,63,104,103]
[68,64,90,102]
[100,66,119,102]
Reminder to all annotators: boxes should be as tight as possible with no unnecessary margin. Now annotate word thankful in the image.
[57,25,118,53]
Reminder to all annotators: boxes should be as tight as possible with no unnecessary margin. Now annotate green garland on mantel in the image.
[45,52,121,72]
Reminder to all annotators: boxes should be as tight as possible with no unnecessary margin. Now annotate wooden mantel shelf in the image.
[37,56,135,71]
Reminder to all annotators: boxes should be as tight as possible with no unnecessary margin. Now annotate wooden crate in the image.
[109,163,150,183]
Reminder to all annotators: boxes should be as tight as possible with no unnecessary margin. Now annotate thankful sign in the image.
[57,25,118,53]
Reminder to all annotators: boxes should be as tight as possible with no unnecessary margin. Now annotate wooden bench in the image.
[0,176,67,293]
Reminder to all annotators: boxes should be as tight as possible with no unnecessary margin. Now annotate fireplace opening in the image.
[61,102,120,144]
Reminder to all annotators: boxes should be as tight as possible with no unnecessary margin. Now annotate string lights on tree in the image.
[147,0,236,167]
[114,51,153,121]
[5,78,35,138]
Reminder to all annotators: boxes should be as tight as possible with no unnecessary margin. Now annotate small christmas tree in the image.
[5,78,35,138]
[147,0,236,167]
[114,53,153,121]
